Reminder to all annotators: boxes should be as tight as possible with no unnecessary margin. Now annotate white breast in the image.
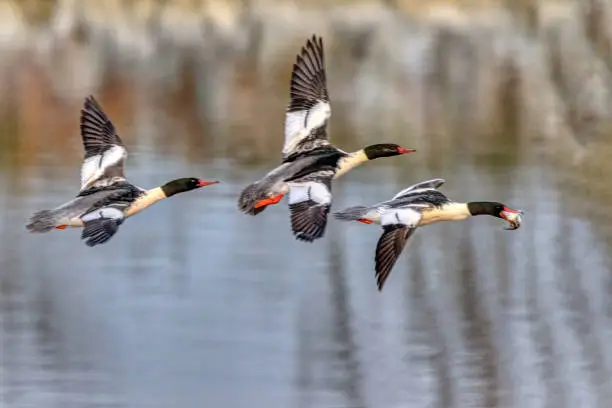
[334,150,368,179]
[419,203,470,226]
[124,187,166,217]
[381,208,422,228]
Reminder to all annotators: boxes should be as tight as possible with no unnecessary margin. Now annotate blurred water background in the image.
[1,0,612,407]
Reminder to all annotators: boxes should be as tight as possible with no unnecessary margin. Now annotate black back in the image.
[78,182,144,213]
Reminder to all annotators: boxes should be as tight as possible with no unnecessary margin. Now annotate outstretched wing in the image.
[80,206,126,247]
[392,178,445,200]
[375,225,417,291]
[79,95,127,191]
[373,206,423,290]
[78,183,144,247]
[283,35,331,159]
[287,176,333,242]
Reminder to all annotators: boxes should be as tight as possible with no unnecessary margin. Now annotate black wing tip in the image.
[289,201,329,243]
[297,34,324,63]
[306,34,323,49]
[81,219,121,247]
[293,227,325,242]
[81,95,106,118]
[291,223,327,242]
[79,93,123,153]
[374,262,391,292]
[287,34,329,111]
[374,225,410,292]
[84,94,97,105]
[82,232,112,247]
[376,276,385,291]
[294,233,317,243]
[82,95,105,117]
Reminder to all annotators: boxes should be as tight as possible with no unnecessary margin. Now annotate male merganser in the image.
[26,95,218,247]
[334,178,523,290]
[237,35,415,242]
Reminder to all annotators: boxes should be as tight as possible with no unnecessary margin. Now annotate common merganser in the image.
[237,35,415,242]
[334,178,523,290]
[26,95,218,247]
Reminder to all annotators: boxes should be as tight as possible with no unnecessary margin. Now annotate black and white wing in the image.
[78,183,144,247]
[80,206,126,247]
[79,95,127,191]
[374,206,423,291]
[381,179,450,210]
[287,175,333,242]
[375,225,417,291]
[283,35,331,159]
[391,178,445,200]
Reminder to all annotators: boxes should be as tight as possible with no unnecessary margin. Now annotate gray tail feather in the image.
[237,182,267,216]
[26,210,57,233]
[333,205,371,222]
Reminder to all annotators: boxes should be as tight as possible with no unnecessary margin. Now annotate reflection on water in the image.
[2,146,612,407]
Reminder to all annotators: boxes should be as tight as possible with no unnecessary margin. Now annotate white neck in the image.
[419,202,471,226]
[124,187,167,217]
[333,150,368,179]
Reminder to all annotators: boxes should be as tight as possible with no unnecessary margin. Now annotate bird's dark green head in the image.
[363,143,416,160]
[161,178,219,197]
[467,201,523,230]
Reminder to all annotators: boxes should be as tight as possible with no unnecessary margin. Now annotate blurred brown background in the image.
[1,1,612,408]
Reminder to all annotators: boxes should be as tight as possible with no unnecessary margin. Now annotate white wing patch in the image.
[81,207,124,223]
[283,101,331,155]
[287,181,332,205]
[80,145,126,190]
[381,208,422,228]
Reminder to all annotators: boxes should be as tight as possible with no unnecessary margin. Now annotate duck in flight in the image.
[334,178,523,290]
[26,95,218,247]
[237,35,415,242]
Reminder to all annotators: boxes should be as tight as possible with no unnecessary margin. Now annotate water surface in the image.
[2,140,612,407]
[1,12,612,407]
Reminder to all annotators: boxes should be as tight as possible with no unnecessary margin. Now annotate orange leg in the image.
[357,219,372,224]
[254,194,284,209]
[55,225,67,230]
